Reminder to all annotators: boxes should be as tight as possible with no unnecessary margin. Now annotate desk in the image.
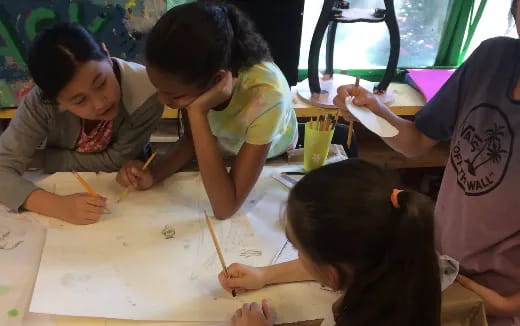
[0,85,444,169]
[2,159,485,326]
[0,108,16,119]
[2,165,339,326]
[161,83,426,119]
[442,283,488,326]
[0,107,180,120]
[290,83,425,117]
[0,83,424,121]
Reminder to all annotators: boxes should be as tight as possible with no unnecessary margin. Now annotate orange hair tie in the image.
[390,189,404,209]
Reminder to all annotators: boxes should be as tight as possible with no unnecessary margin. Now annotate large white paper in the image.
[29,172,339,322]
[0,211,46,326]
[345,97,399,138]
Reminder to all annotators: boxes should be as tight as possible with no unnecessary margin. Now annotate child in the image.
[116,1,298,219]
[218,159,441,326]
[0,23,163,224]
[333,1,520,324]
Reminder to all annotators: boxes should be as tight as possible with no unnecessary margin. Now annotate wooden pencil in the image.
[72,171,110,213]
[72,171,98,197]
[204,211,237,297]
[331,112,338,130]
[347,76,360,148]
[327,114,334,131]
[116,152,158,203]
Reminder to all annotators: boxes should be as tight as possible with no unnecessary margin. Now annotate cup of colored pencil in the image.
[303,111,338,172]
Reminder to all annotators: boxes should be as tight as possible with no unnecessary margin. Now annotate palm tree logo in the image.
[464,123,507,176]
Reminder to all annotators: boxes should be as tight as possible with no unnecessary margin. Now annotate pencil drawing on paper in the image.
[0,228,24,250]
[161,224,176,239]
[189,216,261,280]
[240,249,262,258]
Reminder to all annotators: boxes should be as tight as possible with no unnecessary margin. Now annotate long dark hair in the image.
[512,0,517,18]
[146,1,272,88]
[287,159,441,326]
[28,22,107,101]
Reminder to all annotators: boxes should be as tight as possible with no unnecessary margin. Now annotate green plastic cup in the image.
[303,122,335,172]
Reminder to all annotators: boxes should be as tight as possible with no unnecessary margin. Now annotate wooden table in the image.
[287,282,489,326]
[160,83,426,119]
[291,83,425,117]
[0,82,424,120]
[1,84,447,169]
[442,283,488,326]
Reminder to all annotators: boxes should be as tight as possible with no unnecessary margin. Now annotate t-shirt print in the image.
[451,104,514,195]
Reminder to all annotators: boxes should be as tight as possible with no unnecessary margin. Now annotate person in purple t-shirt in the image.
[334,1,520,325]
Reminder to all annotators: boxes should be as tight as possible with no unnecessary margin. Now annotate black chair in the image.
[308,0,400,94]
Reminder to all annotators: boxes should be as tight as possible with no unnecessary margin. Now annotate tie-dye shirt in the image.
[207,62,297,158]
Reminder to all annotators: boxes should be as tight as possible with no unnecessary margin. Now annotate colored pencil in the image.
[347,76,360,148]
[72,170,98,197]
[116,152,157,203]
[204,211,237,297]
[72,171,110,213]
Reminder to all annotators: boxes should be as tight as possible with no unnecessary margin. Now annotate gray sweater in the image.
[0,58,163,210]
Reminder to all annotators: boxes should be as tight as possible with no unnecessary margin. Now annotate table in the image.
[1,160,485,326]
[0,83,425,121]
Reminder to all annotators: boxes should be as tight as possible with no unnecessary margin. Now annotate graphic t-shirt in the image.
[207,62,297,158]
[416,37,520,326]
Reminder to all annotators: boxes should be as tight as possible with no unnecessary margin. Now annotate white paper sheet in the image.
[272,241,298,265]
[0,211,46,326]
[345,97,399,138]
[29,172,339,322]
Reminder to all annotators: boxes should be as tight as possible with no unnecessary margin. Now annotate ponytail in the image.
[387,191,441,326]
[223,3,272,72]
[336,190,440,326]
[287,159,441,326]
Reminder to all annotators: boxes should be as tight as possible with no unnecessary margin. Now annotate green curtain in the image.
[435,0,488,66]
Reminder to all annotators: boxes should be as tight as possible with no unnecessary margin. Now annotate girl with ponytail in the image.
[117,1,298,219]
[219,159,441,326]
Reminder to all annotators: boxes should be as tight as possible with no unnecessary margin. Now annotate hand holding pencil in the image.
[333,81,389,124]
[218,263,268,294]
[116,152,158,196]
[205,211,237,297]
[48,171,108,225]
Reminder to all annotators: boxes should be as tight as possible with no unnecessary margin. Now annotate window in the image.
[298,0,451,69]
[463,0,517,61]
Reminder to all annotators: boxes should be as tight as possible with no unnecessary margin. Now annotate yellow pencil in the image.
[116,152,157,203]
[347,76,360,148]
[72,170,98,197]
[72,171,110,213]
[204,211,237,297]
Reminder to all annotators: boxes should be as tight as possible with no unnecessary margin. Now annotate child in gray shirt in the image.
[0,23,162,224]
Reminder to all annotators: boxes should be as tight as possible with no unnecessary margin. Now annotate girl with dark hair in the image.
[333,1,520,325]
[0,22,163,224]
[116,1,298,219]
[218,159,441,326]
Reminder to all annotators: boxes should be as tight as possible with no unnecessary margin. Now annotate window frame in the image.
[297,0,487,82]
